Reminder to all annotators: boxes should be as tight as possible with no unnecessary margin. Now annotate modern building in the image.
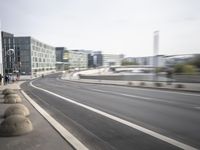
[68,50,88,69]
[55,47,69,71]
[55,48,88,70]
[88,51,102,68]
[102,54,124,67]
[1,31,15,74]
[1,31,56,76]
[18,37,56,75]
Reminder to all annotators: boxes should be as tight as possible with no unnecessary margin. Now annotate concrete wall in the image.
[79,74,167,82]
[79,74,200,83]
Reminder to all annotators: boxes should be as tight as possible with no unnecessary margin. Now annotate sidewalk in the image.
[62,73,200,93]
[0,81,73,150]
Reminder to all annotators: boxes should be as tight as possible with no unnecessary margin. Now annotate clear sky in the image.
[0,0,200,57]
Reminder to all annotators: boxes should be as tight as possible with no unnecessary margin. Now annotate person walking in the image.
[0,74,2,85]
[4,74,8,84]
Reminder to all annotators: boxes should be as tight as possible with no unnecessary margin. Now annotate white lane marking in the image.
[30,81,198,150]
[21,90,89,150]
[90,88,177,105]
[194,107,200,110]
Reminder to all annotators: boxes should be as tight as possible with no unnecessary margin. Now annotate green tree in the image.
[174,64,197,74]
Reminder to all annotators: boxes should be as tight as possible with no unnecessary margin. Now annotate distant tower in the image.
[153,31,159,80]
[153,31,159,67]
[153,30,159,56]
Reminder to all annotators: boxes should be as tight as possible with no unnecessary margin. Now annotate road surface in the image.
[21,73,200,150]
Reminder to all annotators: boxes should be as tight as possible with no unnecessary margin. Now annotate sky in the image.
[0,0,200,57]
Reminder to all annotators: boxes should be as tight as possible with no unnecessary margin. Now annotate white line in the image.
[21,90,89,150]
[194,107,200,110]
[30,81,198,150]
[91,88,176,105]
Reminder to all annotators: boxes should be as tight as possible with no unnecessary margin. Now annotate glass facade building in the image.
[55,47,88,70]
[1,31,15,74]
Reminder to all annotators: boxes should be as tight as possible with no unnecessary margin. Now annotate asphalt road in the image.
[21,73,200,150]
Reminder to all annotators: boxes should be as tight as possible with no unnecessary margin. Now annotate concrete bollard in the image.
[4,104,30,118]
[2,89,16,95]
[4,94,22,103]
[0,115,33,137]
[127,81,133,86]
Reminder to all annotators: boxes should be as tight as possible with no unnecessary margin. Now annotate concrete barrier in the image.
[4,104,30,118]
[0,115,33,137]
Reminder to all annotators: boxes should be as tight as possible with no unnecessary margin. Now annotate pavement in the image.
[0,81,74,150]
[62,72,200,93]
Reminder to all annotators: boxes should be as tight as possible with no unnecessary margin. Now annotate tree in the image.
[174,64,197,74]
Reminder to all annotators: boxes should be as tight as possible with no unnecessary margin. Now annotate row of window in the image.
[32,62,55,68]
[32,51,55,59]
[32,45,54,54]
[31,39,54,51]
[32,57,55,63]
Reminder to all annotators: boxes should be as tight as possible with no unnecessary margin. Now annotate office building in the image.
[55,47,69,70]
[102,54,124,67]
[1,31,56,76]
[1,31,15,74]
[68,50,88,69]
[88,51,102,68]
[55,48,88,70]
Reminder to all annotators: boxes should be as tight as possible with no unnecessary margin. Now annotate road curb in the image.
[21,90,89,150]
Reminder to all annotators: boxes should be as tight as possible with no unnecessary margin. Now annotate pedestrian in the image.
[16,73,20,81]
[0,74,2,85]
[7,75,10,84]
[4,75,8,84]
